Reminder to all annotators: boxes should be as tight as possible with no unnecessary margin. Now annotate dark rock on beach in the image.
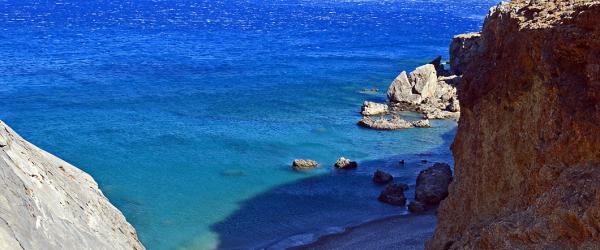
[378,183,409,206]
[373,170,393,184]
[415,163,452,205]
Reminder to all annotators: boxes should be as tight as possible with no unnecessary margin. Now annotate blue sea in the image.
[0,0,497,249]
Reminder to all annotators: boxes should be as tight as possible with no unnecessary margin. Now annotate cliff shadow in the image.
[208,127,456,249]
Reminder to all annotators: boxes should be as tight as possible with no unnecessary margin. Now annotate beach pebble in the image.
[334,157,358,169]
[292,159,319,171]
[378,183,409,206]
[373,170,393,184]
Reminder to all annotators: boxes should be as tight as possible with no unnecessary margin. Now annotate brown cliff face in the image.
[428,1,600,249]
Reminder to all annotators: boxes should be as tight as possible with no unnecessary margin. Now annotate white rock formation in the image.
[361,101,388,116]
[0,121,144,250]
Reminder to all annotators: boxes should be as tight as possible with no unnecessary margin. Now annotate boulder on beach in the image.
[415,163,453,205]
[334,157,358,169]
[373,170,393,184]
[357,116,414,130]
[378,183,409,206]
[361,101,388,116]
[292,159,319,170]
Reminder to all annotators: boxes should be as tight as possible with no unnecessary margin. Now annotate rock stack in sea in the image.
[428,1,600,249]
[0,121,144,250]
[357,34,481,130]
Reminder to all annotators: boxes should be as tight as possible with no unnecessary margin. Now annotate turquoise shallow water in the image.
[0,0,497,249]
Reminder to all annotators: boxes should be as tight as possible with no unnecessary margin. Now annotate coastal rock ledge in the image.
[428,1,600,250]
[0,121,144,250]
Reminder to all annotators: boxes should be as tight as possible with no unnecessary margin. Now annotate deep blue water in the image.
[0,0,497,249]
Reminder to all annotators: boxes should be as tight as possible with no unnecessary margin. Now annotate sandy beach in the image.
[292,211,437,250]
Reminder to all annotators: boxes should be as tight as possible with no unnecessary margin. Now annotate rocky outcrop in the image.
[292,159,319,170]
[386,63,461,121]
[361,101,387,116]
[373,170,393,184]
[428,1,600,249]
[415,163,452,206]
[334,157,358,169]
[449,32,482,75]
[357,116,431,130]
[378,183,409,206]
[0,121,144,250]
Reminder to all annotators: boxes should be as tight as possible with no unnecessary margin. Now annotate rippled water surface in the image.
[0,0,497,249]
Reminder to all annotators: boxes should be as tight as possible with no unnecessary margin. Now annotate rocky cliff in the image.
[0,121,144,250]
[428,0,600,249]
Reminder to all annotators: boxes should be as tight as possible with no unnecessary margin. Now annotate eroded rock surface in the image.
[292,159,319,170]
[428,1,600,249]
[449,32,482,75]
[334,157,358,169]
[0,121,144,250]
[361,101,387,116]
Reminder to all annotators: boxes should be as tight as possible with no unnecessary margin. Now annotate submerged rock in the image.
[361,101,388,116]
[415,163,453,206]
[408,200,426,213]
[357,116,414,130]
[334,157,358,169]
[378,183,409,206]
[373,170,393,184]
[292,159,319,170]
[0,121,145,250]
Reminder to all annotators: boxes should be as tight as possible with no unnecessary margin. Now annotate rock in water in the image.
[357,116,414,130]
[0,121,144,250]
[428,1,600,249]
[415,163,452,205]
[334,157,358,169]
[361,101,387,116]
[411,119,431,128]
[378,183,409,206]
[429,56,450,77]
[373,170,393,184]
[449,32,482,75]
[292,159,319,170]
[387,71,422,105]
[408,201,426,213]
[408,64,438,100]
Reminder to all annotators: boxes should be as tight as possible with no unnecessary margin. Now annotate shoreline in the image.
[283,210,437,250]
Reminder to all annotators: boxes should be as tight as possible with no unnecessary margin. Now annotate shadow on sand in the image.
[210,127,456,249]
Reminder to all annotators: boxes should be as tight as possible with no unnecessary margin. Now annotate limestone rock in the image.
[428,1,600,249]
[373,170,393,184]
[429,56,450,77]
[292,159,319,170]
[411,119,431,128]
[357,116,414,130]
[415,163,453,205]
[334,157,358,169]
[409,64,438,100]
[449,32,482,75]
[361,101,388,116]
[0,121,144,250]
[378,183,409,206]
[387,71,422,105]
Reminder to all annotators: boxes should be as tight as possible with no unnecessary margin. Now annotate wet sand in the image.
[291,211,437,250]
